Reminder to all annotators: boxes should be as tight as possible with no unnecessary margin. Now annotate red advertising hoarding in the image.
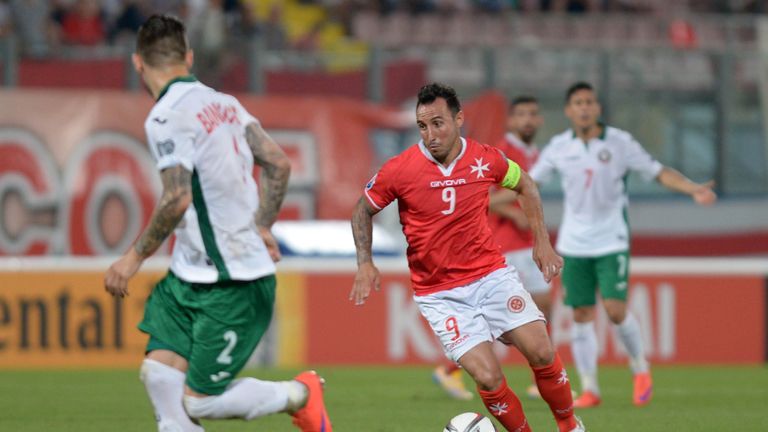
[2,258,762,368]
[303,272,766,365]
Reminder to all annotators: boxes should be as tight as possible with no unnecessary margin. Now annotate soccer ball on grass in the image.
[443,412,496,432]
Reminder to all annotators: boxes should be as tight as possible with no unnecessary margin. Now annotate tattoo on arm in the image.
[351,197,377,265]
[245,123,291,228]
[134,165,192,258]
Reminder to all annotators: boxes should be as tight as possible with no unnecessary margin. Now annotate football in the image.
[443,412,497,432]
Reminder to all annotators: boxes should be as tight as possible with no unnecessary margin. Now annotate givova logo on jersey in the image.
[429,178,466,188]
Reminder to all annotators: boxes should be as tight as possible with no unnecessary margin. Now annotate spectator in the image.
[542,0,598,12]
[10,0,56,57]
[473,0,507,14]
[60,0,106,46]
[148,0,185,16]
[403,0,438,14]
[376,0,399,15]
[293,19,324,52]
[109,0,149,43]
[603,0,653,12]
[0,0,11,37]
[257,3,289,50]
[189,0,227,86]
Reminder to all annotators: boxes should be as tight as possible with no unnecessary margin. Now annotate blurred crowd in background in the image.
[1,0,765,59]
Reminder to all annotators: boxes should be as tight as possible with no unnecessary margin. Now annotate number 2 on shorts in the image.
[216,330,238,365]
[445,317,461,341]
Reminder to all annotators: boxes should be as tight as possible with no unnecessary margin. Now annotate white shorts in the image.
[414,267,545,363]
[504,248,550,294]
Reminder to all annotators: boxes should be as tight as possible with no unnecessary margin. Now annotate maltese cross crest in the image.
[489,402,509,416]
[470,157,490,178]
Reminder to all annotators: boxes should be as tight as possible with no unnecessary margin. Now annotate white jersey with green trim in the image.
[530,126,663,257]
[144,77,276,283]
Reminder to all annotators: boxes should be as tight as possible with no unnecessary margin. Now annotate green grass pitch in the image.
[1,365,766,431]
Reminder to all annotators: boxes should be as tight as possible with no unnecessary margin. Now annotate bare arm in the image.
[656,166,717,206]
[246,122,291,229]
[105,165,192,297]
[488,188,528,230]
[489,188,518,207]
[352,197,379,265]
[134,165,192,258]
[511,171,562,282]
[350,197,382,305]
[245,122,291,261]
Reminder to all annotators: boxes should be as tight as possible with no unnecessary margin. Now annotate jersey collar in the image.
[571,122,607,142]
[156,75,198,101]
[418,137,467,177]
[506,132,537,155]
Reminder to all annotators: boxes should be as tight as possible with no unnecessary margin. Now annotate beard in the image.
[519,130,536,144]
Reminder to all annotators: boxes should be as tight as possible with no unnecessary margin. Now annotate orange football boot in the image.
[633,372,653,407]
[292,371,332,432]
[573,390,601,408]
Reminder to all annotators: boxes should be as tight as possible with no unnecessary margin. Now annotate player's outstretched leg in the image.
[183,373,330,431]
[292,370,333,432]
[433,361,474,400]
[140,359,204,432]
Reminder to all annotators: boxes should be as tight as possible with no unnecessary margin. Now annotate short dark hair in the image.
[565,81,594,103]
[136,15,188,67]
[510,95,538,110]
[417,82,461,115]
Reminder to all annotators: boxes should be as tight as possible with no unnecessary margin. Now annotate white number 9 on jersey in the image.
[441,187,456,215]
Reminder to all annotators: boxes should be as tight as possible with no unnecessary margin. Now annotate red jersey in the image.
[365,138,516,295]
[490,133,540,253]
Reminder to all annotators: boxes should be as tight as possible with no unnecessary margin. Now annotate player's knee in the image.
[604,302,627,324]
[606,306,626,323]
[607,312,624,324]
[473,368,505,391]
[572,306,595,322]
[526,343,555,367]
[140,359,178,386]
[183,394,218,419]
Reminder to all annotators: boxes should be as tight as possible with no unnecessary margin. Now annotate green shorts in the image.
[138,271,276,395]
[561,251,629,307]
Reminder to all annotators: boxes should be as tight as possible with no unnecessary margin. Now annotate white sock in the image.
[140,359,204,432]
[616,313,650,374]
[183,378,307,420]
[571,321,600,395]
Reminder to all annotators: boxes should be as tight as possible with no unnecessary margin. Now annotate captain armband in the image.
[500,159,522,189]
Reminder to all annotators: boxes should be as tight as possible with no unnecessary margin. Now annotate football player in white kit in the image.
[104,15,331,432]
[530,82,716,408]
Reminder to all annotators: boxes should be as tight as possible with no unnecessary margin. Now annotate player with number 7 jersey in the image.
[351,83,584,432]
[529,82,716,410]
